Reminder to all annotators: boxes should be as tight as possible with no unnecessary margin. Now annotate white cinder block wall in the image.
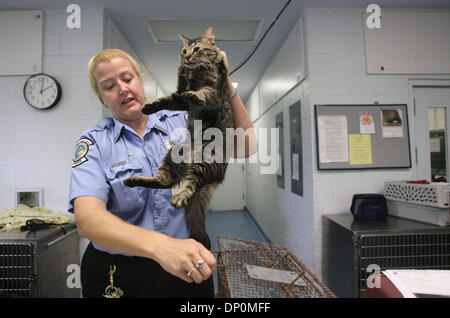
[0,8,105,212]
[245,17,315,269]
[245,7,450,279]
[306,7,450,279]
[306,7,417,279]
[0,8,162,214]
[246,84,314,268]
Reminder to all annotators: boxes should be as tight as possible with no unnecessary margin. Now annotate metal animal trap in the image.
[214,236,335,298]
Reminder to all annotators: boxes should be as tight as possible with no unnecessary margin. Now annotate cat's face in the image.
[179,28,220,69]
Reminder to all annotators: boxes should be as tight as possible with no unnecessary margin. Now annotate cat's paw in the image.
[124,177,140,187]
[170,191,190,209]
[181,92,205,106]
[141,103,160,115]
[141,97,167,114]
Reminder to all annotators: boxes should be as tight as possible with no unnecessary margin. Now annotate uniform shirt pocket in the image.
[105,159,146,215]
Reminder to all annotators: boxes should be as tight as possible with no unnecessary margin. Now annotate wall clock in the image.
[23,73,62,110]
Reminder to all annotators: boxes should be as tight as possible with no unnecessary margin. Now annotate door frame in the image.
[408,79,450,179]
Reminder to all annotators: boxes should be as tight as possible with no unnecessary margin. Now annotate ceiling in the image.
[1,0,450,102]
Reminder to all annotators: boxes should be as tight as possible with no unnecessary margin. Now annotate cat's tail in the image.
[184,182,219,246]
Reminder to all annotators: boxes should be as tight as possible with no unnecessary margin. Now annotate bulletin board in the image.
[314,104,411,171]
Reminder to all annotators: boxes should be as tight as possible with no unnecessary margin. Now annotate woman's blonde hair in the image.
[88,49,144,104]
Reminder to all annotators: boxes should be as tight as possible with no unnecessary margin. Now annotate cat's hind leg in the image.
[170,162,226,208]
[184,183,218,243]
[170,179,194,208]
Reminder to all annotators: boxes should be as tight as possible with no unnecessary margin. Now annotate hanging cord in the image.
[229,0,292,76]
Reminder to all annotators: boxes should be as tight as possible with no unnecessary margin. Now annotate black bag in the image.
[350,194,388,220]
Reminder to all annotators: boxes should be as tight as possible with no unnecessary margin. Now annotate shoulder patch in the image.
[72,138,93,168]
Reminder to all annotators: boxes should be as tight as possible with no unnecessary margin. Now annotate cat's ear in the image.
[180,34,189,46]
[202,27,215,45]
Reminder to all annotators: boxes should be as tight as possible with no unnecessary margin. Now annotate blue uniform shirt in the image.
[68,111,189,254]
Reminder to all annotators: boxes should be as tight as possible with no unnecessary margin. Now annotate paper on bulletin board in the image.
[318,115,349,163]
[381,109,404,138]
[430,138,441,153]
[277,154,283,176]
[349,134,373,165]
[292,153,299,180]
[359,112,375,134]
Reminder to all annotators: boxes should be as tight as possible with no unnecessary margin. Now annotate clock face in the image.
[23,73,62,110]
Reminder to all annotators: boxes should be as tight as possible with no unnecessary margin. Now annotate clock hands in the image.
[40,85,53,93]
[40,78,44,94]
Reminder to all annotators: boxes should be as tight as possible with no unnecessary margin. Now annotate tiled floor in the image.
[205,209,270,294]
[206,209,271,251]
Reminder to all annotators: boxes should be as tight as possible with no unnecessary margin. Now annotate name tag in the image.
[111,160,128,168]
[154,124,168,134]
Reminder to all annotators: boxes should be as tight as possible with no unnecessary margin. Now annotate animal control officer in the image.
[68,49,256,298]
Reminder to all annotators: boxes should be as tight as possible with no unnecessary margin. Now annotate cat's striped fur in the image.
[124,27,233,244]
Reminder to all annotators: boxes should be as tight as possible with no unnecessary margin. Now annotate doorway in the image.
[414,87,450,182]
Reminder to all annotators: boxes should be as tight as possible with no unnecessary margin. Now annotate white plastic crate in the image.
[384,181,450,208]
[386,200,450,227]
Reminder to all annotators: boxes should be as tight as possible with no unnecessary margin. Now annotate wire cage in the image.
[357,231,450,296]
[0,224,79,298]
[214,236,335,298]
[0,243,34,297]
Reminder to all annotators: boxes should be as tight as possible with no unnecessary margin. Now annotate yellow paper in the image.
[349,134,373,165]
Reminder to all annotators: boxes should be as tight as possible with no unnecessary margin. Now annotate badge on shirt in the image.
[72,138,93,168]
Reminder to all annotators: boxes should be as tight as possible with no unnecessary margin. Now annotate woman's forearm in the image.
[226,78,258,158]
[74,196,165,260]
[74,196,216,283]
[227,80,252,131]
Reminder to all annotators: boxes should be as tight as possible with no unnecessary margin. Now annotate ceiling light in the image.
[146,18,262,43]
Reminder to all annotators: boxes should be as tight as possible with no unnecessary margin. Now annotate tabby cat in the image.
[124,27,233,244]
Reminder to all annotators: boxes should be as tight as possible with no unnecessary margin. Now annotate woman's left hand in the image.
[220,50,230,73]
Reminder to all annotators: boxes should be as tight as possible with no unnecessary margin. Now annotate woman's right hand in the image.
[153,236,217,284]
[74,196,216,284]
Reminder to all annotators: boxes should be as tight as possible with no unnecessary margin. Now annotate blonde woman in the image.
[68,49,255,297]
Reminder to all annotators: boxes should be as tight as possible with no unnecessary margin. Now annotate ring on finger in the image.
[187,266,195,277]
[196,259,204,269]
